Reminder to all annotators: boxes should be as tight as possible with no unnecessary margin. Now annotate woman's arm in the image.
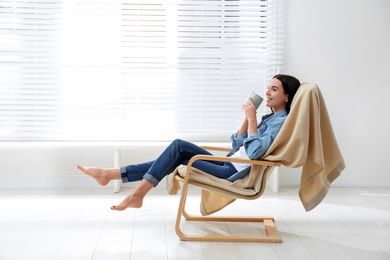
[244,113,286,159]
[237,118,249,137]
[231,98,258,150]
[247,117,258,136]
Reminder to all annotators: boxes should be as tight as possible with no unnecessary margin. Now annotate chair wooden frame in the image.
[175,146,282,243]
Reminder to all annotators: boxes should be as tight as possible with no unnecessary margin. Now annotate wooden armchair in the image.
[171,82,345,243]
[175,146,282,243]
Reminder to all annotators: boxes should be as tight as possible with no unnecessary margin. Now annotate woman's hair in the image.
[272,74,301,114]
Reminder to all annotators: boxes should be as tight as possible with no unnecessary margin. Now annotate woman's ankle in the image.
[103,168,121,181]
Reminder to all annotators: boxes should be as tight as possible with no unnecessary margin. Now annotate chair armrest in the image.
[201,146,231,152]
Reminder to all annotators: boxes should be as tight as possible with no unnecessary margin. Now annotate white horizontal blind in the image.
[0,0,63,140]
[120,0,173,141]
[0,0,284,141]
[59,0,122,141]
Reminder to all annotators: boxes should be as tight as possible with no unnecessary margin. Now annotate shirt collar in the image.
[273,109,287,117]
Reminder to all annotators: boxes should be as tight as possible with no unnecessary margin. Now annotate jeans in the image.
[120,139,238,186]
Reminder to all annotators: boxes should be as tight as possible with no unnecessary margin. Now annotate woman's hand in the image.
[242,98,258,136]
[242,98,257,122]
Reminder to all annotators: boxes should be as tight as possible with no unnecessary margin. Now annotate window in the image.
[0,0,284,141]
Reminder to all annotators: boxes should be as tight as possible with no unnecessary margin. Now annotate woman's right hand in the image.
[242,98,257,122]
[242,98,258,136]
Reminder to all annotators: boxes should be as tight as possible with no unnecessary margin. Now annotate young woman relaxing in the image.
[77,74,301,211]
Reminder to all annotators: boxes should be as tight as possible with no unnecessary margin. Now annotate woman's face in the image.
[266,78,289,113]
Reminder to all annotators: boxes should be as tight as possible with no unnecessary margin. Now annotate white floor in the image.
[0,187,389,260]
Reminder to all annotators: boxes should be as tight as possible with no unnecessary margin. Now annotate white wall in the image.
[279,0,390,187]
[0,144,228,189]
[1,0,389,189]
[0,146,167,189]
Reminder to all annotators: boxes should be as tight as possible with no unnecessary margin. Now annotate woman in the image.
[77,74,300,211]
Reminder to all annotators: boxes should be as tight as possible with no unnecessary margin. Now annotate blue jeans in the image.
[120,139,238,186]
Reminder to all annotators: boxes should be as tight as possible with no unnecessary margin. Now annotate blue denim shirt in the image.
[226,109,287,181]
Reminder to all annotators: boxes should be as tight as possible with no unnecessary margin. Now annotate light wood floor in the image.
[0,187,389,260]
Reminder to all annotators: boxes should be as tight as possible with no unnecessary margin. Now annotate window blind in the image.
[0,0,63,140]
[0,0,284,141]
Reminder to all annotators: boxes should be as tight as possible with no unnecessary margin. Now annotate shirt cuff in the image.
[243,132,260,146]
[231,132,247,147]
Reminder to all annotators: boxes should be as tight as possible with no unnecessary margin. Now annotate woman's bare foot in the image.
[111,179,154,211]
[77,165,119,186]
[111,193,143,211]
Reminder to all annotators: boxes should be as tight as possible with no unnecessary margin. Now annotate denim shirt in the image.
[226,109,287,181]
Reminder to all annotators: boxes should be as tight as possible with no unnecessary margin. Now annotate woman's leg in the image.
[77,163,154,211]
[185,159,237,179]
[77,165,121,186]
[77,160,154,186]
[141,139,216,186]
[79,139,218,187]
[113,139,224,211]
[79,139,234,211]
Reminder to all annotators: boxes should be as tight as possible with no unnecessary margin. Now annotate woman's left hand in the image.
[242,98,257,122]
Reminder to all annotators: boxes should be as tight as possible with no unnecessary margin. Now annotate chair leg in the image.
[175,181,282,243]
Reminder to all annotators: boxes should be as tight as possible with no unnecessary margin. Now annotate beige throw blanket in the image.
[167,82,345,213]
